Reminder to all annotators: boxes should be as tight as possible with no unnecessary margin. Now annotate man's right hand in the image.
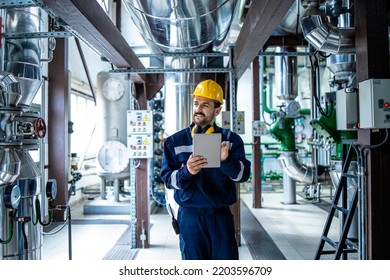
[187,154,208,175]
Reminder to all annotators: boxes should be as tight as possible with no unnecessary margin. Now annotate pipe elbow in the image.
[300,13,354,54]
[278,152,315,184]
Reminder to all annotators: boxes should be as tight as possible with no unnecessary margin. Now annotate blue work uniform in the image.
[161,124,251,260]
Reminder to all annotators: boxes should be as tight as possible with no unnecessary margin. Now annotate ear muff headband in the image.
[191,125,215,137]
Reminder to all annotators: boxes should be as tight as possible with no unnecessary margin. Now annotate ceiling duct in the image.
[122,0,239,53]
[122,0,241,133]
[300,1,354,54]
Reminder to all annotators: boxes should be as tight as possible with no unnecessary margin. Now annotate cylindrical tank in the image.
[95,70,131,177]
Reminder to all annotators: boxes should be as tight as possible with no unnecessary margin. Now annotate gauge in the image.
[102,78,125,101]
[98,140,129,173]
[46,179,57,200]
[4,184,21,209]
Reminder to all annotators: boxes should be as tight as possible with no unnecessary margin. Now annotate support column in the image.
[48,38,69,222]
[252,56,262,208]
[355,0,390,259]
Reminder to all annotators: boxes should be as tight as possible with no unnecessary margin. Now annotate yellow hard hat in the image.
[192,79,224,105]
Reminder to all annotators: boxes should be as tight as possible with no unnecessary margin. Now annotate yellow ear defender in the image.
[191,124,215,137]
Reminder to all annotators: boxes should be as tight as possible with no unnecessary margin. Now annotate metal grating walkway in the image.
[103,226,139,260]
[240,200,286,260]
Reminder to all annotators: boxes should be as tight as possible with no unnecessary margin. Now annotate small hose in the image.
[22,220,28,260]
[34,198,53,226]
[0,221,14,244]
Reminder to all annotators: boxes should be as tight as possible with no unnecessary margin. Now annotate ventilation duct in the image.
[122,0,238,53]
[4,7,43,109]
[300,1,354,54]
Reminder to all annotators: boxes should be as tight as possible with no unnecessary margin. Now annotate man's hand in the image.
[221,141,229,161]
[187,154,208,175]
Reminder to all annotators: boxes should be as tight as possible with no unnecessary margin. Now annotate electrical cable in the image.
[309,54,333,118]
[355,128,389,259]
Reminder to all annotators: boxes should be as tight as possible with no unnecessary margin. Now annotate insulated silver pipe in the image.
[278,152,316,185]
[122,0,238,53]
[300,1,354,54]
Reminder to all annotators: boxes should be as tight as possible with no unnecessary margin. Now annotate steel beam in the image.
[35,0,163,97]
[233,0,295,80]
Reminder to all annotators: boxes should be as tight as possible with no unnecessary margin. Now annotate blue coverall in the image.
[161,124,251,260]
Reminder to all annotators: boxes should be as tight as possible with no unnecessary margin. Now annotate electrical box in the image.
[336,88,358,130]
[127,110,154,158]
[252,120,268,136]
[359,79,390,129]
[221,111,245,134]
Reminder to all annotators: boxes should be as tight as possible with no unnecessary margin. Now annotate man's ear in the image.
[214,107,222,116]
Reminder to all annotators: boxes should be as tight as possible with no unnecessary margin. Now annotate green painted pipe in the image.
[270,117,296,151]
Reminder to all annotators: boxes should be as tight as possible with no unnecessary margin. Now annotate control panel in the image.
[336,87,358,130]
[221,111,245,134]
[127,110,154,158]
[359,79,390,129]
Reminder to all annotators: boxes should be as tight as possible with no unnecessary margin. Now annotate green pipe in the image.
[310,104,357,160]
[262,151,281,156]
[270,117,296,151]
[262,85,277,114]
[299,108,311,115]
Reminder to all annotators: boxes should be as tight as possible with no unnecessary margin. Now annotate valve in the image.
[34,117,46,138]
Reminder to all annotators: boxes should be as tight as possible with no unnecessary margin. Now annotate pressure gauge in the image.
[46,179,57,200]
[3,184,21,209]
[102,78,125,101]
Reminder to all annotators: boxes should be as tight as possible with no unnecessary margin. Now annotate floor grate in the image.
[240,200,286,260]
[103,226,139,260]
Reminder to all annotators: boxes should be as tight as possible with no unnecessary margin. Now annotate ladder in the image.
[314,141,360,260]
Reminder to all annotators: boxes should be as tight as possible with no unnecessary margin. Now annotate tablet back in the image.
[193,133,221,168]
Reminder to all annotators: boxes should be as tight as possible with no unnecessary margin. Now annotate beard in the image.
[193,112,213,128]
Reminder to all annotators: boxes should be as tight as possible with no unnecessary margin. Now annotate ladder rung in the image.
[332,204,349,214]
[322,236,337,248]
[341,172,358,179]
[320,250,336,255]
[345,238,358,249]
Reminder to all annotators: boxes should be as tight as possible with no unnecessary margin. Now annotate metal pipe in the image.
[278,151,316,185]
[300,1,354,54]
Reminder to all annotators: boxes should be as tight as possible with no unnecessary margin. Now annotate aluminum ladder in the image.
[314,141,359,260]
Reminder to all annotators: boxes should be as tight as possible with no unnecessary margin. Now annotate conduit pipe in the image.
[300,1,354,54]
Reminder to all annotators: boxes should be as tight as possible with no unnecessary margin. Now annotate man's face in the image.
[192,95,221,128]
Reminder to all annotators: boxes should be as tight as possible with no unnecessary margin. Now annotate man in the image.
[161,79,251,260]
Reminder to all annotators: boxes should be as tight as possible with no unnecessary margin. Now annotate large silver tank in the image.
[95,71,131,188]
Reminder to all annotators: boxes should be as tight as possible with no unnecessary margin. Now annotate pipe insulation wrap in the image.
[300,13,354,54]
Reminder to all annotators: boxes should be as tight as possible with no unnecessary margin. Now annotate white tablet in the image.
[193,133,222,168]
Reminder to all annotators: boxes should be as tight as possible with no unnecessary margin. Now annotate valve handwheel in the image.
[34,117,47,138]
